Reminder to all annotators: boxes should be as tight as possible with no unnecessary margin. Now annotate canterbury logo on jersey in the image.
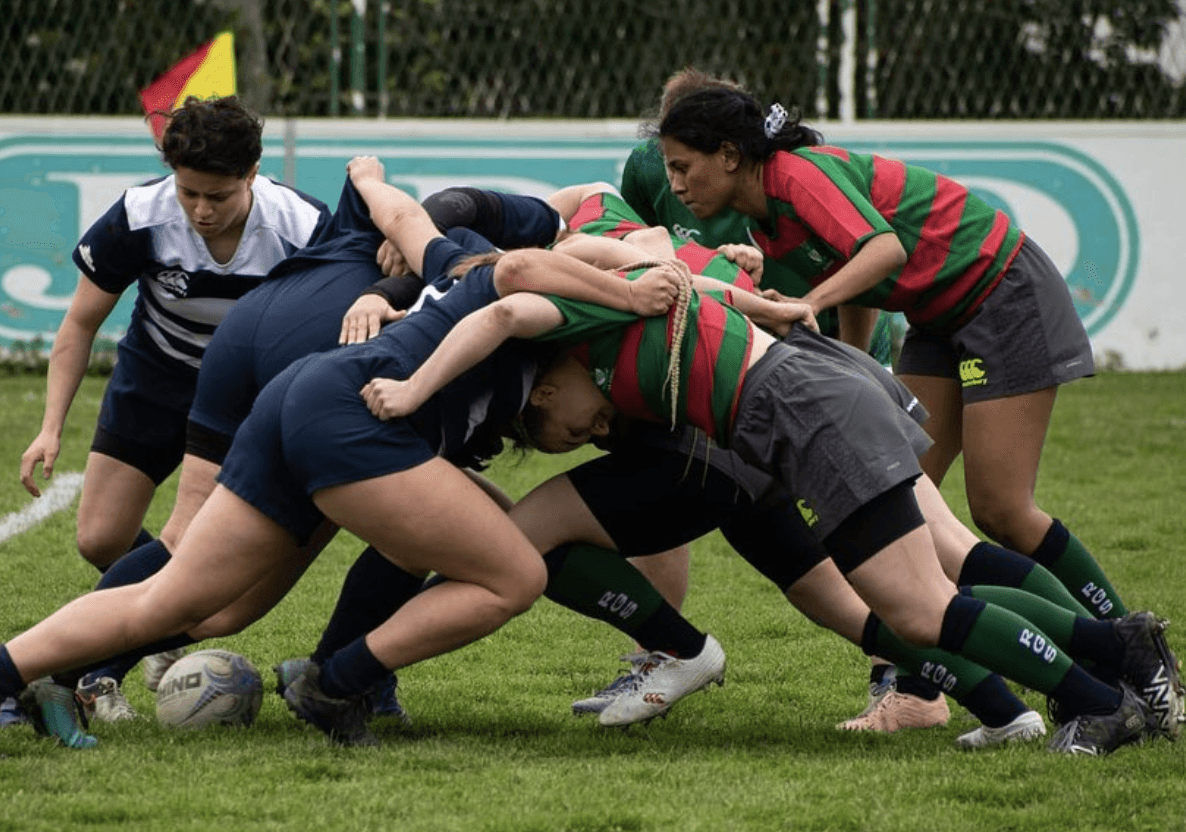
[156,270,191,299]
[959,358,987,387]
[670,224,702,242]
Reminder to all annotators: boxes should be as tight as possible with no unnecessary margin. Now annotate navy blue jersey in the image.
[349,272,541,468]
[74,175,329,370]
[218,268,539,541]
[193,177,524,469]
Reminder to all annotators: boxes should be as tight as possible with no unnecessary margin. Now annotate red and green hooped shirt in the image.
[753,147,1024,329]
[566,191,756,293]
[541,273,752,442]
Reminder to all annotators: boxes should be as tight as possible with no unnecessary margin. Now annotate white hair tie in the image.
[764,103,788,139]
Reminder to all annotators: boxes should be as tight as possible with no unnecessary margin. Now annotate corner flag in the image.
[139,32,237,142]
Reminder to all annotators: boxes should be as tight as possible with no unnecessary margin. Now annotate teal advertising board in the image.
[0,122,1152,363]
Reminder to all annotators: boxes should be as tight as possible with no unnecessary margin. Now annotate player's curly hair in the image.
[157,95,263,178]
[658,67,746,120]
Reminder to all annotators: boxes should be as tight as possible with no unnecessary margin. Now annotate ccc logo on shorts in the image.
[959,358,988,388]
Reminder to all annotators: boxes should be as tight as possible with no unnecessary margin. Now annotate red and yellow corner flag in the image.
[139,32,237,142]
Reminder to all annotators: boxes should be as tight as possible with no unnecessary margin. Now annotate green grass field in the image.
[1,372,1184,832]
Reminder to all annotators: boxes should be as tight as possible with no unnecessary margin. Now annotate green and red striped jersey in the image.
[567,191,756,293]
[754,147,1023,329]
[541,272,753,441]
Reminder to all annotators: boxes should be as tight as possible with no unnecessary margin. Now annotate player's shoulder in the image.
[121,175,183,232]
[627,137,662,158]
[624,139,664,174]
[250,177,331,245]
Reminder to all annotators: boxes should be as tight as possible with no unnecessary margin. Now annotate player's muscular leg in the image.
[629,547,689,610]
[509,473,617,554]
[845,526,956,648]
[75,452,156,569]
[961,388,1057,554]
[897,374,963,486]
[158,454,221,551]
[784,558,874,644]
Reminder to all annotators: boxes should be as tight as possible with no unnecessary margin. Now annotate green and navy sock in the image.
[959,541,1092,617]
[543,543,705,657]
[862,613,993,704]
[939,593,1120,717]
[1028,519,1127,619]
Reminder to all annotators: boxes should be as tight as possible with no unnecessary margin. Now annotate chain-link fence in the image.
[4,0,1186,120]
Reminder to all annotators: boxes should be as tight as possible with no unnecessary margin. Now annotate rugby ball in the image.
[155,649,263,729]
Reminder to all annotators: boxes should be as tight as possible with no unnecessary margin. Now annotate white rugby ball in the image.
[155,649,263,729]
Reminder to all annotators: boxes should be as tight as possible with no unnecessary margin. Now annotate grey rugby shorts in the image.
[897,236,1094,402]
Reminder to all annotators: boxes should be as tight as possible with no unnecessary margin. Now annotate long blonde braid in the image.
[619,258,694,426]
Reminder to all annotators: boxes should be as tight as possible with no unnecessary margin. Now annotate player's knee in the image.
[500,559,548,618]
[75,526,124,570]
[422,187,485,232]
[967,495,1031,551]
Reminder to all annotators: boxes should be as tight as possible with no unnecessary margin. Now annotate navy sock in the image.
[957,541,1034,587]
[1050,665,1123,716]
[937,594,985,654]
[131,527,155,552]
[894,673,941,701]
[0,645,25,698]
[1069,618,1125,671]
[95,539,172,591]
[960,674,1028,728]
[70,540,177,687]
[312,547,425,664]
[870,663,895,688]
[320,637,391,699]
[630,603,706,659]
[53,632,197,691]
[95,528,158,575]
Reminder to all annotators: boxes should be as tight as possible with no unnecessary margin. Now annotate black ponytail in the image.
[656,89,822,163]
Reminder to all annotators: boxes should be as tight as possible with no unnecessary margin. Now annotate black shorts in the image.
[566,425,828,591]
[93,325,196,484]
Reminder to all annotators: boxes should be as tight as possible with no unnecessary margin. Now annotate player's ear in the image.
[243,162,260,186]
[720,142,741,173]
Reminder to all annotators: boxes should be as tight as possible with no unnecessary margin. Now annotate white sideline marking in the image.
[0,473,84,544]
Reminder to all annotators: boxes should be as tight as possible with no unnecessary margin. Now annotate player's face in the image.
[528,357,615,454]
[661,137,736,220]
[173,165,257,242]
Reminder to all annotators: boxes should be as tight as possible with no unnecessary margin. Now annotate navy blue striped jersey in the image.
[73,174,329,369]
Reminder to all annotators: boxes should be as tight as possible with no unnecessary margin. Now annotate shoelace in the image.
[1053,715,1093,752]
[621,653,675,693]
[597,652,652,694]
